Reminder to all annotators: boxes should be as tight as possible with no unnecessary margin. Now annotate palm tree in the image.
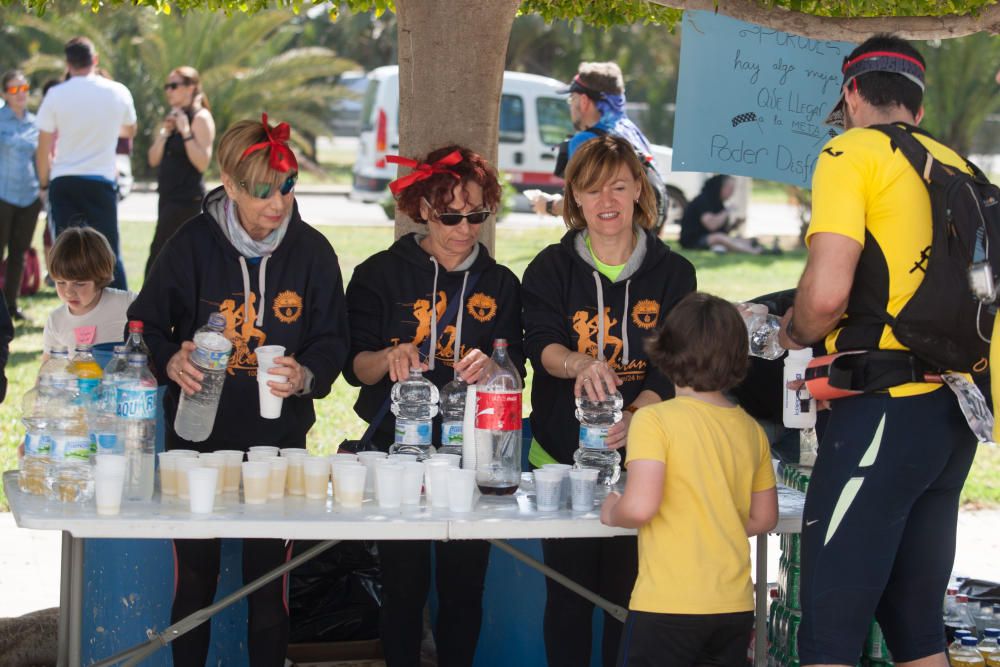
[12,7,358,178]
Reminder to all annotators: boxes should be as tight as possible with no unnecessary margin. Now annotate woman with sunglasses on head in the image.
[128,115,348,667]
[344,145,525,667]
[0,70,42,321]
[521,134,696,667]
[146,66,216,276]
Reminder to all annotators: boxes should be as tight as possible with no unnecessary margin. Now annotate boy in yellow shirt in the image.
[601,292,778,666]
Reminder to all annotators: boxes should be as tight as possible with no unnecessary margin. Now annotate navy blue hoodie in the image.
[129,186,349,451]
[522,228,697,464]
[344,233,525,450]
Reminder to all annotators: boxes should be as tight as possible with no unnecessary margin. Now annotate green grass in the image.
[2,221,997,509]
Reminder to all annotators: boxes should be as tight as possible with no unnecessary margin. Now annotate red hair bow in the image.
[386,150,462,195]
[239,113,298,173]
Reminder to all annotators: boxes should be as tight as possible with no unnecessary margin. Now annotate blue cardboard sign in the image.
[672,11,855,188]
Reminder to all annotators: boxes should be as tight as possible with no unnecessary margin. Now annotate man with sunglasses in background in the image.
[530,62,661,220]
[35,36,136,290]
[778,35,980,667]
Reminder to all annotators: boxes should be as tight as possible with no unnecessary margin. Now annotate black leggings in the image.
[377,539,490,667]
[171,538,292,667]
[542,535,639,667]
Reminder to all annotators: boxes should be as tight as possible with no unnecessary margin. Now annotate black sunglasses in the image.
[240,172,298,199]
[421,197,491,225]
[163,81,187,91]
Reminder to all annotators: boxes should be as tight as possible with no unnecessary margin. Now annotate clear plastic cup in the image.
[242,461,270,505]
[95,454,127,473]
[157,452,179,496]
[542,463,572,508]
[387,453,419,464]
[334,464,367,509]
[247,451,272,463]
[248,446,280,457]
[284,451,307,496]
[303,456,331,500]
[199,453,227,497]
[569,468,599,512]
[280,447,308,458]
[398,461,425,506]
[330,461,364,504]
[266,457,288,499]
[425,460,452,509]
[95,465,126,515]
[375,464,404,509]
[175,457,201,501]
[446,468,477,513]
[216,450,244,493]
[357,451,388,496]
[533,469,563,512]
[430,453,461,468]
[188,467,218,514]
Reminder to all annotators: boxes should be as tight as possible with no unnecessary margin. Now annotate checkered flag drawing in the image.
[731,112,759,127]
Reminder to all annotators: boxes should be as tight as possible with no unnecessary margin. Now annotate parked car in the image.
[351,66,572,202]
[330,71,369,137]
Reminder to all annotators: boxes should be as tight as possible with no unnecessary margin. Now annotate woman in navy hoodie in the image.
[345,145,524,667]
[128,115,349,666]
[522,134,697,667]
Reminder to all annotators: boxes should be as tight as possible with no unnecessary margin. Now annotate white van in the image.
[351,66,572,201]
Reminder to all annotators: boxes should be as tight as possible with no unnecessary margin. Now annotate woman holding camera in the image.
[146,65,215,275]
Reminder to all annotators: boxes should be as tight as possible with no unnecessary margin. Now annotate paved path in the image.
[1,508,996,619]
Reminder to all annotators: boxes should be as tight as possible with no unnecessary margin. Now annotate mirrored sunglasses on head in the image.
[240,172,298,199]
[421,197,491,225]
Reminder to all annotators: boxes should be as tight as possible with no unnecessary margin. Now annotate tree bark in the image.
[394,0,521,253]
[649,0,1000,40]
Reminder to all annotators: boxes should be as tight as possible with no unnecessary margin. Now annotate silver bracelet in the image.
[563,351,573,378]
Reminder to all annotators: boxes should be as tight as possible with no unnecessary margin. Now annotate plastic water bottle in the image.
[174,313,233,442]
[475,339,523,496]
[117,353,158,501]
[783,348,816,428]
[953,637,986,666]
[38,345,71,381]
[976,602,996,636]
[979,629,1000,663]
[125,320,155,373]
[19,375,61,495]
[956,596,979,633]
[70,344,103,404]
[573,389,623,491]
[439,376,468,458]
[742,303,785,360]
[390,367,439,458]
[86,346,129,456]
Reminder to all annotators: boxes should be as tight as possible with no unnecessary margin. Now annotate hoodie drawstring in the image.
[453,271,470,370]
[239,257,252,328]
[621,279,631,366]
[256,256,269,327]
[428,257,441,370]
[592,271,605,362]
[238,255,270,329]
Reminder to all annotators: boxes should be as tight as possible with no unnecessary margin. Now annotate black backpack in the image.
[554,127,670,234]
[870,123,1000,375]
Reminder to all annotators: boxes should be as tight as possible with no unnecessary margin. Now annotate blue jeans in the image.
[48,176,127,289]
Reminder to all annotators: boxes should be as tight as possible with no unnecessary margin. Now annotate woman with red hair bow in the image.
[344,145,525,667]
[128,115,349,666]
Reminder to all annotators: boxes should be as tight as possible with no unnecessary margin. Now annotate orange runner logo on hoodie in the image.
[218,294,267,375]
[572,307,646,382]
[406,291,447,348]
[273,290,303,324]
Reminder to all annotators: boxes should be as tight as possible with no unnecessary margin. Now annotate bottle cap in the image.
[961,636,979,646]
[956,629,972,637]
[493,338,508,348]
[129,320,144,333]
[986,628,1000,637]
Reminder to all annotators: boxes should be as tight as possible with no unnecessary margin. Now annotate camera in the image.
[968,261,997,304]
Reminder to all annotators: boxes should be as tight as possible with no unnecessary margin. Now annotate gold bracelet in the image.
[563,351,573,378]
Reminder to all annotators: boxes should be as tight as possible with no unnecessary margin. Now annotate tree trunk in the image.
[394,0,521,253]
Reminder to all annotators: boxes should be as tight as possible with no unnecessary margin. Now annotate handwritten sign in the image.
[672,11,855,187]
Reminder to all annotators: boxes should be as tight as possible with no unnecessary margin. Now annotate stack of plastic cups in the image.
[255,346,287,419]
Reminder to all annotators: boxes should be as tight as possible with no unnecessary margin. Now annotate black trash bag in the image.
[288,540,382,643]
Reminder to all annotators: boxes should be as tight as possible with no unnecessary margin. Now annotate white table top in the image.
[3,470,804,541]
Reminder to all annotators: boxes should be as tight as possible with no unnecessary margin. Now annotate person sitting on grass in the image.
[679,175,778,255]
[601,291,778,667]
[41,226,135,361]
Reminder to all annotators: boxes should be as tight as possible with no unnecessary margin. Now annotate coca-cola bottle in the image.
[474,339,523,496]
